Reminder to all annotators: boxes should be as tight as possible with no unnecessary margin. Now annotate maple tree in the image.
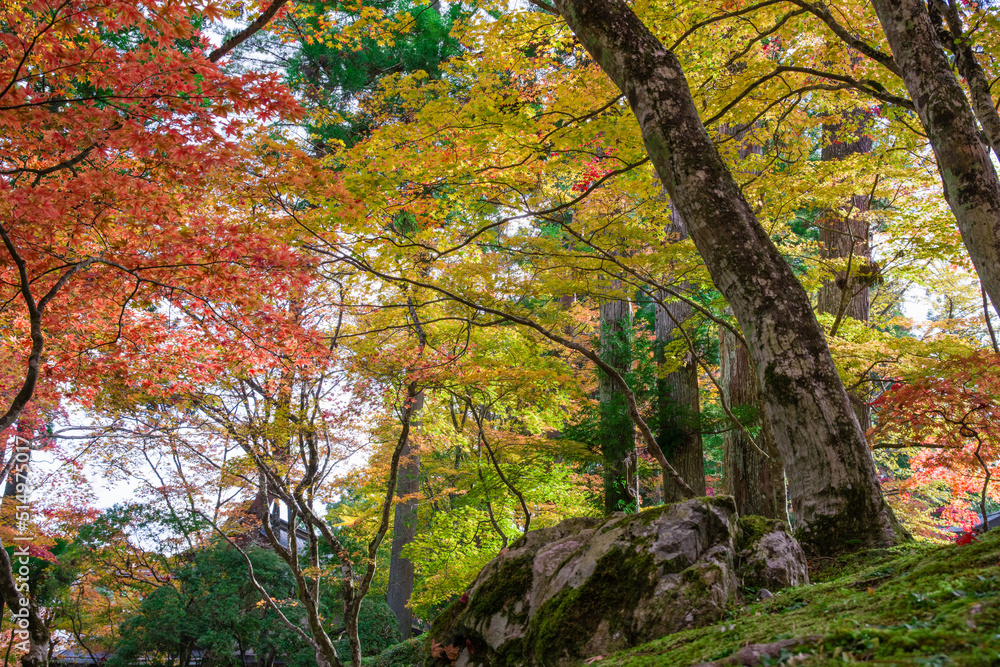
[277,0,1000,563]
[0,0,316,664]
[871,349,1000,531]
[312,0,886,553]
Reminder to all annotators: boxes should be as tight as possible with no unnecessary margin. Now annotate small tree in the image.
[871,350,1000,530]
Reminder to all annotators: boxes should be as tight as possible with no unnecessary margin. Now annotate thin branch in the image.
[206,519,321,649]
[468,401,532,535]
[527,0,559,15]
[785,0,900,75]
[0,227,92,434]
[705,66,913,129]
[314,248,696,499]
[670,0,785,51]
[0,145,94,179]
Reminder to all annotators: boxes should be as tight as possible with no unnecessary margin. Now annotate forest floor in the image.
[366,528,1000,667]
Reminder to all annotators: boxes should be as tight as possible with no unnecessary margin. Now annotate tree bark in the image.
[551,0,903,554]
[599,298,638,513]
[719,326,786,520]
[718,123,785,516]
[869,0,1000,316]
[387,296,427,639]
[925,0,1000,161]
[656,210,705,502]
[817,122,874,327]
[386,419,420,639]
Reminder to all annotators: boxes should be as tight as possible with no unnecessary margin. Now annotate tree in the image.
[598,297,639,513]
[0,0,298,425]
[541,0,902,553]
[817,114,877,429]
[865,0,1000,316]
[656,210,706,503]
[108,543,315,667]
[719,327,786,520]
[281,1,468,636]
[0,1,307,662]
[694,0,1000,339]
[871,349,1000,530]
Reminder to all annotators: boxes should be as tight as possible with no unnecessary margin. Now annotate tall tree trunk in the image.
[817,117,874,429]
[869,0,1000,316]
[656,210,705,502]
[551,0,903,554]
[718,123,785,517]
[387,391,422,639]
[599,298,638,513]
[720,327,787,520]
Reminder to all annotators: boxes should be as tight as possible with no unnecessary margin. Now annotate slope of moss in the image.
[601,529,1000,666]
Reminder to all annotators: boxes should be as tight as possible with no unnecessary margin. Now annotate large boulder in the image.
[427,497,741,667]
[735,516,809,592]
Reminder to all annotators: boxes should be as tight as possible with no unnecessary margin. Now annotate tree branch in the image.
[310,247,696,500]
[785,0,900,75]
[209,0,290,63]
[0,226,93,434]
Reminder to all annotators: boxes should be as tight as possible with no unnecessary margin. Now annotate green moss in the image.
[468,554,534,619]
[361,637,423,667]
[597,529,1000,666]
[795,484,899,557]
[617,503,673,528]
[428,598,463,640]
[705,495,738,515]
[424,556,536,666]
[522,546,657,665]
[763,361,796,405]
[677,565,707,601]
[736,515,781,553]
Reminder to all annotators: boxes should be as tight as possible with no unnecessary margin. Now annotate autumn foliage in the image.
[871,350,1000,528]
[4,0,1000,665]
[0,0,313,415]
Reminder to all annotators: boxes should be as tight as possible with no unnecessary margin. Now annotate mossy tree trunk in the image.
[869,0,1000,316]
[656,209,705,503]
[600,298,638,514]
[550,0,903,554]
[720,326,786,521]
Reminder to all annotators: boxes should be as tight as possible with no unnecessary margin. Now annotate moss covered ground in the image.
[366,528,1000,666]
[601,529,1000,666]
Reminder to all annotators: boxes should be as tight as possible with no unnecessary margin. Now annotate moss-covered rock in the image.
[425,498,740,667]
[736,516,809,592]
